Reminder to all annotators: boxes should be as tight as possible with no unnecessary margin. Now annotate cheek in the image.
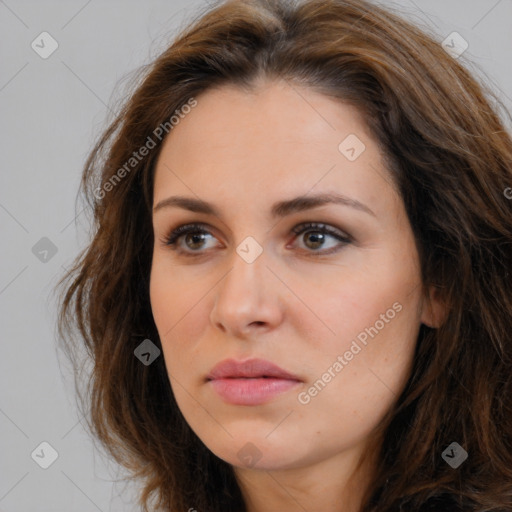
[296,257,419,346]
[150,255,210,330]
[295,297,420,449]
[149,260,210,366]
[296,258,422,397]
[305,276,420,394]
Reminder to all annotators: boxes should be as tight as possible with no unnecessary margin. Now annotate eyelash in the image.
[160,222,352,257]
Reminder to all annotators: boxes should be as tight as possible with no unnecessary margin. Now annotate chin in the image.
[205,436,305,471]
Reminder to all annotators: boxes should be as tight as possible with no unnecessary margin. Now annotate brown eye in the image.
[291,222,352,254]
[303,231,326,250]
[184,232,209,250]
[162,223,219,254]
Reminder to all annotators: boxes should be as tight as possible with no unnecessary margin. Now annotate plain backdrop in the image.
[1,0,511,510]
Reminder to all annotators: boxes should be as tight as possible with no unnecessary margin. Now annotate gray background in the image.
[1,1,511,510]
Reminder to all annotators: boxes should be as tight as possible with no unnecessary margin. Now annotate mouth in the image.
[206,358,302,406]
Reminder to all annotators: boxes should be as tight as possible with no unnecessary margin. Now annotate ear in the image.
[420,285,448,328]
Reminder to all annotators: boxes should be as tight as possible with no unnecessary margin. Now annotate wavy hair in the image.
[55,0,512,510]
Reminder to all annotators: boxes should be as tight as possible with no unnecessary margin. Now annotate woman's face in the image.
[150,80,438,473]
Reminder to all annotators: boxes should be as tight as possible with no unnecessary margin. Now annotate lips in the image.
[206,358,301,381]
[206,358,302,406]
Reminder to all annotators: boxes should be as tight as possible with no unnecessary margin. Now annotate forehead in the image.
[153,80,397,216]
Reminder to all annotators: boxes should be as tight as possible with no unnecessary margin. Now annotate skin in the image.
[150,79,444,512]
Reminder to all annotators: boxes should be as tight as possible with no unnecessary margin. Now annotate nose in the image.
[209,245,284,337]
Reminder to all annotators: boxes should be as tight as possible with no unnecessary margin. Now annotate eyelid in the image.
[290,221,351,241]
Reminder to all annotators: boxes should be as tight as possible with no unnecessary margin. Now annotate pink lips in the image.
[206,358,302,406]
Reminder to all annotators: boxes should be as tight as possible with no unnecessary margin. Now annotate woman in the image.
[56,0,512,510]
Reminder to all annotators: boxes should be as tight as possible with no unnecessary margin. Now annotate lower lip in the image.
[208,377,301,405]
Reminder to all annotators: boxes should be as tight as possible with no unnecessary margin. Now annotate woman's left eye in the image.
[290,222,351,254]
[160,222,351,256]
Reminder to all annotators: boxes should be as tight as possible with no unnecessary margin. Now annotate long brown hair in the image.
[55,0,512,510]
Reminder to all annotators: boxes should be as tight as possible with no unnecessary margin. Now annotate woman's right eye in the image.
[161,223,220,255]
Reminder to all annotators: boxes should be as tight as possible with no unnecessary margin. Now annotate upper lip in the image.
[206,358,301,381]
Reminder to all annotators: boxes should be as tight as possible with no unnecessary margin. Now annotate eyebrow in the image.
[153,192,375,218]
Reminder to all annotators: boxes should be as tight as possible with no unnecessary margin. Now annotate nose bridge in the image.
[210,238,282,333]
[219,239,267,305]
